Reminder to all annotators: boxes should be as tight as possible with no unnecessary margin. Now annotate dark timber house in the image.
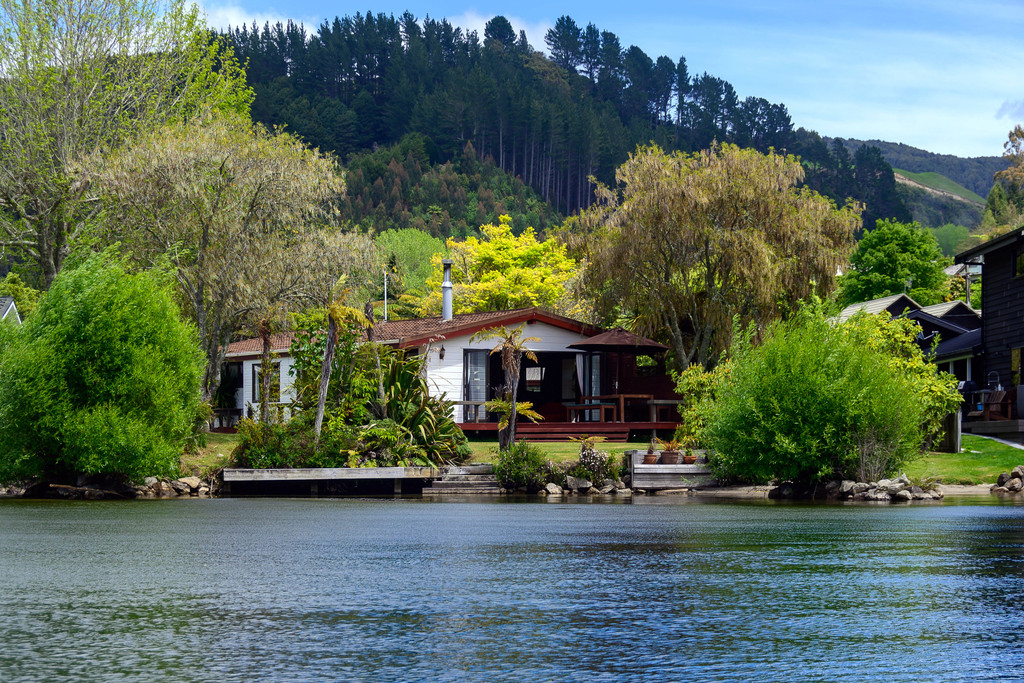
[955,225,1024,438]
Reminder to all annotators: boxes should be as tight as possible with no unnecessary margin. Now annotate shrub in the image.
[0,253,204,484]
[567,438,618,484]
[493,441,548,490]
[703,307,960,487]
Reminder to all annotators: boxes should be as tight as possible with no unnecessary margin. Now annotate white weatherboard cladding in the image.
[239,356,296,419]
[421,321,590,422]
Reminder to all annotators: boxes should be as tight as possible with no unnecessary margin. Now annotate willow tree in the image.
[573,144,862,370]
[0,0,251,287]
[98,112,355,400]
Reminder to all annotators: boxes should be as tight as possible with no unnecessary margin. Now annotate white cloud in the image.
[198,2,318,32]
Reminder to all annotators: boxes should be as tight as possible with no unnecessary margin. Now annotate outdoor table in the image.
[585,394,653,422]
[647,399,683,422]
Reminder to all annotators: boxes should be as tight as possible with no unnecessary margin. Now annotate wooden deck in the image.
[456,421,680,442]
[962,419,1024,443]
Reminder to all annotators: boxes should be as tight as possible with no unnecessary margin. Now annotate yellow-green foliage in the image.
[417,215,576,316]
[672,363,732,447]
[842,312,962,441]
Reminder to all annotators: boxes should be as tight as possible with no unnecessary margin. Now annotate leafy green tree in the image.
[704,307,960,486]
[0,272,40,318]
[0,253,204,485]
[929,224,971,257]
[416,215,577,316]
[573,143,861,371]
[837,219,950,306]
[97,111,350,400]
[0,0,252,287]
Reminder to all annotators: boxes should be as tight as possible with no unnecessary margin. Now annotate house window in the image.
[252,362,281,403]
[1015,247,1024,278]
[525,366,545,392]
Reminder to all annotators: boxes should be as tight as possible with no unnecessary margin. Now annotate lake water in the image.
[1,495,1023,682]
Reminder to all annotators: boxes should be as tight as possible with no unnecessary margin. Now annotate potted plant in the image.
[657,438,681,464]
[643,438,659,464]
[682,447,698,465]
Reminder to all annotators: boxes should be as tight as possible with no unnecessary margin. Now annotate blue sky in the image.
[200,0,1024,158]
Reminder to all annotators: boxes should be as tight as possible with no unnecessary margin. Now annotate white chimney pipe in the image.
[441,259,453,321]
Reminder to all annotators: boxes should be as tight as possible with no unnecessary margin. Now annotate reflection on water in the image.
[1,497,1023,682]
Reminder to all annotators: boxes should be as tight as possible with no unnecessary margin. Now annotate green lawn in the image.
[465,438,650,464]
[906,435,1024,485]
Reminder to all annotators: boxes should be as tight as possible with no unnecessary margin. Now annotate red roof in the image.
[224,308,601,357]
[225,332,296,357]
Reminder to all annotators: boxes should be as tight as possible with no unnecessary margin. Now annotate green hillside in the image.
[894,169,984,204]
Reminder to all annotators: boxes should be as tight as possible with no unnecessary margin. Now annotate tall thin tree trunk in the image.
[313,314,338,449]
[259,318,272,423]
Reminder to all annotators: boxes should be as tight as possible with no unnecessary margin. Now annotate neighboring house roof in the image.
[920,300,975,318]
[934,327,981,362]
[0,296,20,325]
[836,294,920,322]
[224,308,603,359]
[225,332,295,358]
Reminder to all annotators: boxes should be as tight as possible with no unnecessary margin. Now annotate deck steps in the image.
[423,464,502,495]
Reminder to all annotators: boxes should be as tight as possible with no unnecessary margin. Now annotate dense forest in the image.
[224,12,910,232]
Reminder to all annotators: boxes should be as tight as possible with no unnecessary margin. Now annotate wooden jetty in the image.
[222,466,438,496]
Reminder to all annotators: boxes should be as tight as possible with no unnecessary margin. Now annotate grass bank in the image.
[905,435,1024,485]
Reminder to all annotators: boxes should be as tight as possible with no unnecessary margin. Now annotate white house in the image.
[218,261,681,439]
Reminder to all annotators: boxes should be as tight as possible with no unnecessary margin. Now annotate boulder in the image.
[169,479,191,495]
[852,482,871,495]
[876,478,892,489]
[1006,478,1023,493]
[894,490,913,502]
[564,475,592,491]
[613,480,627,490]
[545,483,563,495]
[617,487,633,496]
[997,472,1011,487]
[180,476,201,490]
[586,486,601,495]
[1012,465,1024,480]
[992,486,1010,495]
[144,476,159,487]
[598,485,615,495]
[839,480,856,496]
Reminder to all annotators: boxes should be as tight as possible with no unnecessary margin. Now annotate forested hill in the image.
[842,139,1008,199]
[223,12,909,231]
